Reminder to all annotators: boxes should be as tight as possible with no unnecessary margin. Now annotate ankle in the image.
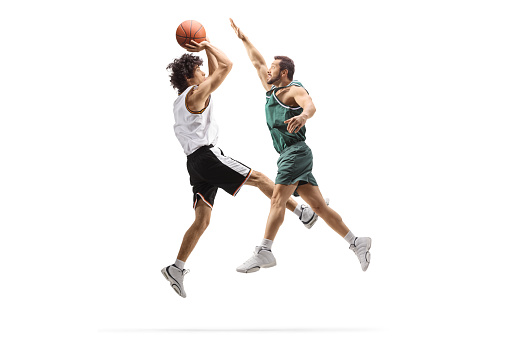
[174,259,186,270]
[260,238,273,250]
[344,231,356,245]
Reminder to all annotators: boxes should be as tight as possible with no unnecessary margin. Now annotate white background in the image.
[1,1,508,338]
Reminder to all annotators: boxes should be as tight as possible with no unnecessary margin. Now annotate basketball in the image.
[176,20,206,48]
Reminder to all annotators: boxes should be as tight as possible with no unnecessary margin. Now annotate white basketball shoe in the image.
[300,198,330,229]
[236,246,277,273]
[161,264,189,298]
[349,237,372,271]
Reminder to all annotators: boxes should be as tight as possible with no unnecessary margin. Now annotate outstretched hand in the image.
[230,18,245,40]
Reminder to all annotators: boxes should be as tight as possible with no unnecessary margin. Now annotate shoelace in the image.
[182,269,190,276]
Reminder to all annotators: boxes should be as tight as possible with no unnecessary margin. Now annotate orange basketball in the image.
[176,20,206,48]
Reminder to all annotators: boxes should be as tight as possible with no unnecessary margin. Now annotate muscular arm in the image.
[294,88,316,120]
[284,87,316,134]
[204,38,218,75]
[185,41,233,104]
[230,18,271,91]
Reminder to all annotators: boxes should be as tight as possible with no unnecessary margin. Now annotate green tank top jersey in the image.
[265,81,308,154]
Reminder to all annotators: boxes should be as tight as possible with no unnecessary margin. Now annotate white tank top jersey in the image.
[173,85,219,155]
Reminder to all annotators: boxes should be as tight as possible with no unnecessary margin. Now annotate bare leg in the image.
[263,183,299,240]
[245,170,298,212]
[176,200,212,262]
[235,182,299,273]
[296,184,350,237]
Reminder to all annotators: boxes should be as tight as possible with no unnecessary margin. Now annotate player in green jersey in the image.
[231,19,372,273]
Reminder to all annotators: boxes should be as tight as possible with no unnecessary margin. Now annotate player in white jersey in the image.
[161,38,321,298]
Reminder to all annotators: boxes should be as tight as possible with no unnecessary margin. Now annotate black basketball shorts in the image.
[186,145,252,209]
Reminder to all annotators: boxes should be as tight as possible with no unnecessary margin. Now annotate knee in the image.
[270,194,286,209]
[193,216,211,233]
[312,203,324,214]
[311,202,336,219]
[248,170,267,187]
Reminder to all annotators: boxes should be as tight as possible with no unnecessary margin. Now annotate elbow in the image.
[306,103,316,114]
[304,104,316,119]
[225,61,233,75]
[309,101,317,113]
[219,60,233,72]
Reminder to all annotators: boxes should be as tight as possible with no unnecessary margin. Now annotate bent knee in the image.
[311,203,335,217]
[249,170,261,180]
[270,195,287,209]
[247,170,268,186]
[193,218,210,232]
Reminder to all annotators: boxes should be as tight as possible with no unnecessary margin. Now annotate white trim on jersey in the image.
[266,85,275,99]
[269,81,303,110]
[272,93,302,110]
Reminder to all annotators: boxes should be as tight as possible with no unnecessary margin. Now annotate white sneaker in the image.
[349,237,372,271]
[236,246,277,273]
[300,198,330,229]
[161,264,189,298]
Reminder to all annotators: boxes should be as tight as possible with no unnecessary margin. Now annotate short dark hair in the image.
[166,54,203,95]
[274,56,295,81]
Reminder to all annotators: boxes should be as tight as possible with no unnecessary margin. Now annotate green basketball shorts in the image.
[275,141,318,196]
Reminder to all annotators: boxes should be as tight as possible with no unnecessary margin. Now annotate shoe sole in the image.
[161,267,185,298]
[363,238,372,272]
[303,198,330,229]
[304,213,318,229]
[238,261,277,273]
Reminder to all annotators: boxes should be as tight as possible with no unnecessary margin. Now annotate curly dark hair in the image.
[166,54,203,95]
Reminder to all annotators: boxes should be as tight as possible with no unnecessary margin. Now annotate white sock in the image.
[293,204,303,218]
[344,231,356,245]
[260,238,273,250]
[174,259,185,270]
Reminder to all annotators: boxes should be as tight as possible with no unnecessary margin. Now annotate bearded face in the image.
[267,68,281,85]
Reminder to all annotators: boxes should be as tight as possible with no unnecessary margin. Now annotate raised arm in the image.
[230,18,271,91]
[204,38,218,76]
[184,40,233,103]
